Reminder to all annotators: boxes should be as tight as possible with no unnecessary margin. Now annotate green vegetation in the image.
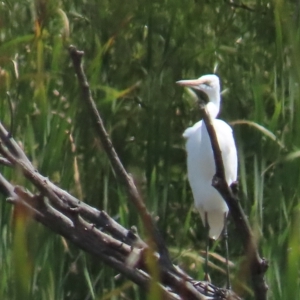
[1,0,300,299]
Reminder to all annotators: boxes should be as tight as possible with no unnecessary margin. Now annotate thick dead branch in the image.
[68,45,173,271]
[200,105,268,300]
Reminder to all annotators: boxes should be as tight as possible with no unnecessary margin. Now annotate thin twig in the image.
[223,0,255,12]
[0,122,33,167]
[0,157,12,167]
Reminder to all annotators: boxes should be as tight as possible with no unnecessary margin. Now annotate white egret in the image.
[177,74,237,286]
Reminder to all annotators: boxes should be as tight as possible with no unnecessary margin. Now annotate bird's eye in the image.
[202,82,212,88]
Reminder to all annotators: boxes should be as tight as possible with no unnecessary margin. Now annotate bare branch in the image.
[68,45,173,271]
[200,104,268,300]
[0,157,12,167]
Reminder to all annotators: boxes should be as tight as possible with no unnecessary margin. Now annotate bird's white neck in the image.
[206,94,220,119]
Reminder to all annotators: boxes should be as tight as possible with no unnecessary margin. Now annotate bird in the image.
[176,74,237,286]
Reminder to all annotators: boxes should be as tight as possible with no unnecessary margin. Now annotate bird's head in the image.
[176,74,221,118]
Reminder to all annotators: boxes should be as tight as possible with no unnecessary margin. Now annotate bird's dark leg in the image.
[223,213,231,290]
[204,212,210,282]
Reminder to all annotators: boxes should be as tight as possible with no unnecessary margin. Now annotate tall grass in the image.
[1,0,300,299]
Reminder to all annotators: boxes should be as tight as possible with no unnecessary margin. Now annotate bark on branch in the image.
[69,45,173,271]
[201,104,268,300]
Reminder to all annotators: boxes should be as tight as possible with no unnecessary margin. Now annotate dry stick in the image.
[68,45,174,271]
[0,157,12,167]
[0,122,33,168]
[200,104,269,300]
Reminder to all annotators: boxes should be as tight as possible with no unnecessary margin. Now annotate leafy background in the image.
[0,0,299,299]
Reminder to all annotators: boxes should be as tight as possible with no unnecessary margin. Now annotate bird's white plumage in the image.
[178,74,237,240]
